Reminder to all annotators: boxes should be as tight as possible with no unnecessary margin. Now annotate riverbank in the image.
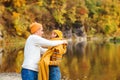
[0,73,68,80]
[0,73,21,80]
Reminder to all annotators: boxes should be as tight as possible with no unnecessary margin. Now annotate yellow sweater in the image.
[38,43,66,80]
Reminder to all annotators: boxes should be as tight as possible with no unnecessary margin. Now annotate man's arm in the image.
[41,47,48,54]
[32,35,67,47]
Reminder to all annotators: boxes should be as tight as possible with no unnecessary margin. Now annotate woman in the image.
[38,30,67,80]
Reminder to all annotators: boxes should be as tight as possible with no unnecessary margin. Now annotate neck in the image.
[33,33,41,36]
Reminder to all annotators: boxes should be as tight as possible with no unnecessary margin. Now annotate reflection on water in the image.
[60,41,120,80]
[0,40,24,73]
[0,40,120,80]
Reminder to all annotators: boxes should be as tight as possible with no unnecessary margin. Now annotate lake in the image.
[0,40,120,80]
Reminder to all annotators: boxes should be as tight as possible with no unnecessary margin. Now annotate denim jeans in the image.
[21,68,38,80]
[49,66,61,80]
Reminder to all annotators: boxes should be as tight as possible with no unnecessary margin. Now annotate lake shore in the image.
[0,73,22,80]
[0,73,68,80]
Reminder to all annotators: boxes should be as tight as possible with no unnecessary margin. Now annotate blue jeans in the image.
[21,68,38,80]
[49,66,61,80]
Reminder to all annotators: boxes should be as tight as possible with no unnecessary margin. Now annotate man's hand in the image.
[63,40,68,45]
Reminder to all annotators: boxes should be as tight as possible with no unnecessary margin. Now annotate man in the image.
[21,22,67,80]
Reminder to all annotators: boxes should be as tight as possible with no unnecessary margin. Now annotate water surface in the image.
[0,40,120,80]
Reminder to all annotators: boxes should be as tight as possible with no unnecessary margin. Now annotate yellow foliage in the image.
[37,1,43,6]
[50,0,55,8]
[51,0,55,4]
[14,25,27,36]
[0,0,10,2]
[24,31,31,39]
[0,5,5,12]
[114,28,120,37]
[52,3,67,24]
[12,12,20,19]
[13,14,28,36]
[68,7,76,23]
[15,50,24,73]
[13,0,26,8]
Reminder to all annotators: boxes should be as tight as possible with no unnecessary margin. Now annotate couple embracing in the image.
[21,22,67,80]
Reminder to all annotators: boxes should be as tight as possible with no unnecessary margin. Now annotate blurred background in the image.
[0,0,120,80]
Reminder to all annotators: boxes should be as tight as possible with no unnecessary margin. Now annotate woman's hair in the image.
[52,30,63,39]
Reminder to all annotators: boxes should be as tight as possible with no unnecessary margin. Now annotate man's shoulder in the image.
[27,35,45,42]
[29,34,41,38]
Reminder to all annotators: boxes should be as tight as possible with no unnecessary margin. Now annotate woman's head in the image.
[51,30,63,39]
[30,22,44,36]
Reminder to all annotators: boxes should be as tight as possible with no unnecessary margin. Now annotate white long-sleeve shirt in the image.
[22,34,64,71]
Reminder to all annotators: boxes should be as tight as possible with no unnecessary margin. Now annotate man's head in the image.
[30,22,43,36]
